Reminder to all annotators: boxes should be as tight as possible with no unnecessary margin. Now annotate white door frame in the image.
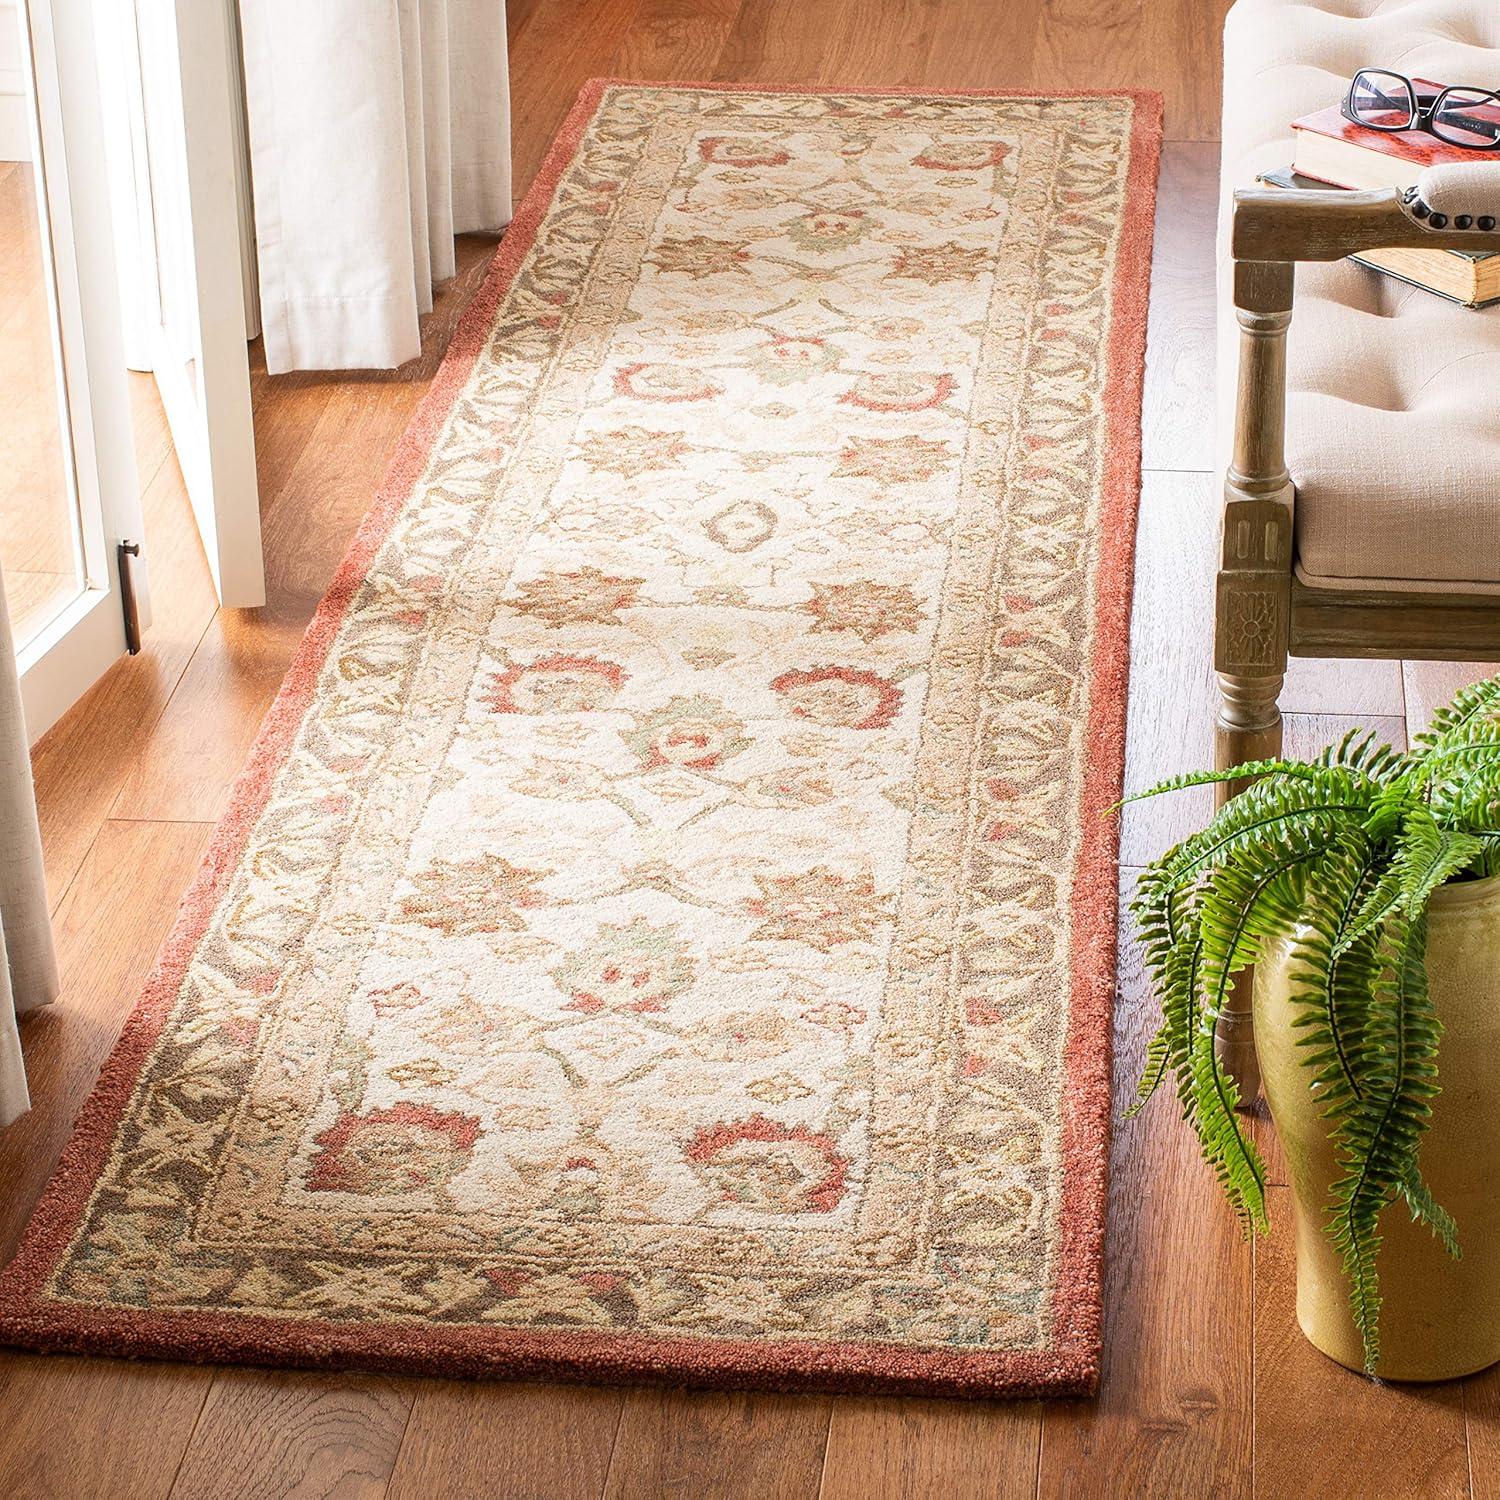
[120,0,264,609]
[13,0,147,743]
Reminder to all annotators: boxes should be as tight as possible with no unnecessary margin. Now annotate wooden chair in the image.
[1215,171,1500,1105]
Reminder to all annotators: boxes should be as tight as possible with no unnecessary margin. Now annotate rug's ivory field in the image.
[0,82,1159,1397]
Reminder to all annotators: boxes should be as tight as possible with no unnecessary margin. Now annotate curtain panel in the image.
[240,0,512,374]
[0,565,60,1127]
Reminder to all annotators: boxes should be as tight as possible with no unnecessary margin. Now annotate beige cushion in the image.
[1219,0,1500,592]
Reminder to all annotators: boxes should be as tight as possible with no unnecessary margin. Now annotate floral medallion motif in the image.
[648,235,752,278]
[744,866,890,950]
[510,567,644,628]
[396,854,551,935]
[484,655,627,713]
[746,335,843,386]
[834,434,953,484]
[306,1104,482,1195]
[576,427,690,478]
[888,241,992,284]
[685,1115,849,1215]
[912,140,1012,171]
[841,370,955,413]
[551,917,697,1014]
[786,206,874,253]
[770,665,903,729]
[697,135,791,168]
[623,695,750,771]
[802,580,924,641]
[612,362,723,403]
[703,498,779,553]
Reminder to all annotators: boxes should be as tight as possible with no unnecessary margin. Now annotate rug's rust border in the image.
[0,78,1162,1400]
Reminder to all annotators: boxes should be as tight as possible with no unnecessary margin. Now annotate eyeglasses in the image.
[1343,69,1500,150]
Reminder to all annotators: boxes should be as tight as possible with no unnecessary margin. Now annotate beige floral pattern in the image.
[550,917,697,1014]
[803,580,924,642]
[509,567,643,628]
[834,434,953,484]
[24,86,1147,1370]
[744,867,890,950]
[576,427,690,477]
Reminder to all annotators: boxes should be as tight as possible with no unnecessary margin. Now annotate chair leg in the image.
[1212,667,1284,1111]
[1210,257,1296,1114]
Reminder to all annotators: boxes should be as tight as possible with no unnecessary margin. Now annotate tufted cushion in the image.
[1219,0,1500,592]
[1418,161,1500,219]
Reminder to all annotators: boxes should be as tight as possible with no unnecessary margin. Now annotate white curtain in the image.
[240,0,512,374]
[0,564,59,1127]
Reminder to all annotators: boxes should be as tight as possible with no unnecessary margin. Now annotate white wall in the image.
[0,1,31,161]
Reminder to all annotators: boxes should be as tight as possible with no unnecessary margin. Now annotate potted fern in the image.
[1128,676,1500,1380]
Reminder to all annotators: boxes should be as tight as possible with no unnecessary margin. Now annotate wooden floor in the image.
[3,2,1498,1495]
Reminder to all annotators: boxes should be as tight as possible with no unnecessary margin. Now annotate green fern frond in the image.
[1152,767,1377,895]
[1400,1170,1460,1260]
[1111,759,1319,810]
[1410,675,1500,754]
[1335,799,1484,956]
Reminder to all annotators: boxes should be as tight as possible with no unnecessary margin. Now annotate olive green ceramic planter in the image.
[1254,873,1500,1382]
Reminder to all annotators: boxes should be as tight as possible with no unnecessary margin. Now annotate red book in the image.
[1291,83,1496,190]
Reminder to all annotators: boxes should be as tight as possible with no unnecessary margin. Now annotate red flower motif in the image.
[697,136,792,168]
[912,140,1011,171]
[685,1114,849,1214]
[306,1103,481,1195]
[840,371,955,413]
[771,665,902,730]
[612,362,722,403]
[484,654,627,714]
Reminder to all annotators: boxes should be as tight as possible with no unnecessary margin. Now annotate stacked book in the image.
[1261,83,1499,308]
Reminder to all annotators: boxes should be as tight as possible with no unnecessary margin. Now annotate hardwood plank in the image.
[1283,711,1406,764]
[386,1381,622,1500]
[1142,142,1217,475]
[1037,872,1252,1498]
[0,1355,209,1500]
[168,1370,414,1500]
[807,0,942,89]
[29,423,219,908]
[713,0,855,85]
[1120,469,1217,865]
[1403,659,1500,740]
[610,0,744,81]
[820,1398,1039,1500]
[1283,655,1404,719]
[920,2,1041,91]
[1254,1186,1468,1500]
[1028,0,1232,141]
[0,819,213,1258]
[1466,1367,1500,1500]
[506,0,649,192]
[602,1389,830,1499]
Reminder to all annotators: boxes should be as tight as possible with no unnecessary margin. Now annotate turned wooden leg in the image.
[1214,669,1285,798]
[1208,258,1296,1113]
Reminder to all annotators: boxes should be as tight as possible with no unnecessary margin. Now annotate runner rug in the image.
[0,81,1159,1398]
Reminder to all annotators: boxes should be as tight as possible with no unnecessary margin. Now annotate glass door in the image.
[0,139,82,649]
[0,0,146,742]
